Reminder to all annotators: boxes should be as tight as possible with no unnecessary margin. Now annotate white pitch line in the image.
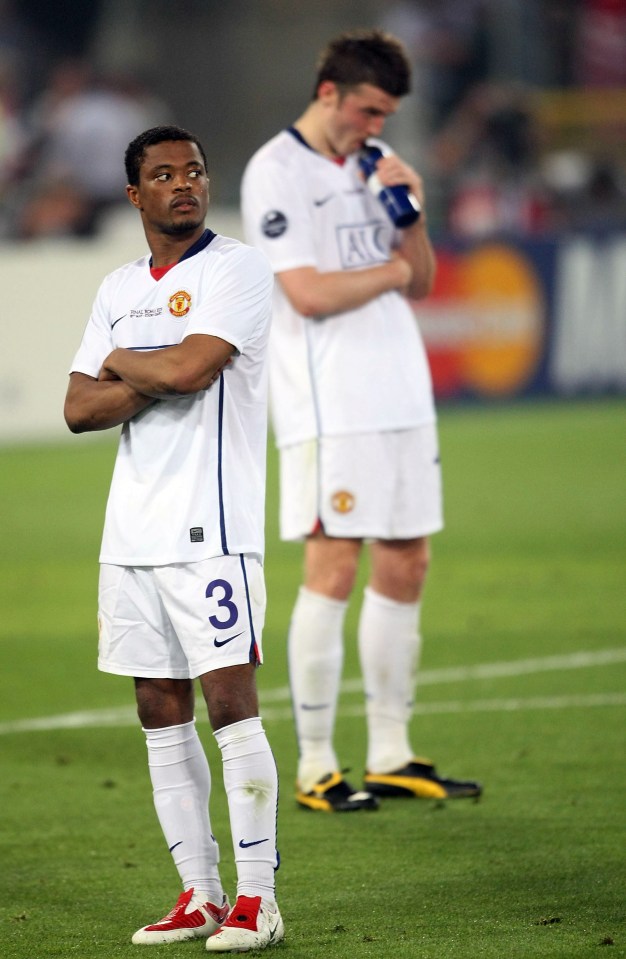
[300,691,626,720]
[260,646,626,702]
[1,648,625,735]
[0,706,139,734]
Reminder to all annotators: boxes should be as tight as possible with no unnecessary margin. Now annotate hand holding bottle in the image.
[358,140,422,228]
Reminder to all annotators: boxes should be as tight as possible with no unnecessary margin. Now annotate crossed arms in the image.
[64,333,234,434]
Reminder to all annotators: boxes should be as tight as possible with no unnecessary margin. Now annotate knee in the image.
[200,664,259,731]
[134,677,194,728]
[306,556,358,601]
[407,541,431,591]
[390,560,429,600]
[372,539,431,602]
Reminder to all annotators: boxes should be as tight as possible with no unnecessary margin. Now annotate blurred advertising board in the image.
[417,233,626,401]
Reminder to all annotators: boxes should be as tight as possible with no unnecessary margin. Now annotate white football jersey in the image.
[241,129,436,449]
[70,231,273,565]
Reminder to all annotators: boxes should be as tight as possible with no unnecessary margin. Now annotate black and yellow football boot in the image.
[364,758,482,800]
[296,771,380,811]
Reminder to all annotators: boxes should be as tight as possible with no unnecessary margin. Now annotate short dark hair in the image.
[124,125,208,186]
[313,29,411,100]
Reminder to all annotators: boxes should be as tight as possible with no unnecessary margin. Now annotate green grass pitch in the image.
[1,399,625,959]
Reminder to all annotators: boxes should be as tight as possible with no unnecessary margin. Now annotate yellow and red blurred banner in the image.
[416,233,626,401]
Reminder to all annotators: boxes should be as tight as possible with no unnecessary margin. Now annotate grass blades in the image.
[1,399,625,959]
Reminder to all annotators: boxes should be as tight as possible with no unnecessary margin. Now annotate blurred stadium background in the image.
[1,8,625,956]
[1,0,625,443]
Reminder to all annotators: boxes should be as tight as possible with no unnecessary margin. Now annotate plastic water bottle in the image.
[358,141,421,228]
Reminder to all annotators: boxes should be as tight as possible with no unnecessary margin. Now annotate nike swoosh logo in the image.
[168,841,183,852]
[238,838,269,849]
[214,630,245,648]
[111,314,127,330]
[313,194,334,206]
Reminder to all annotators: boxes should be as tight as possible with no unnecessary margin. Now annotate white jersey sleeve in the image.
[69,265,146,377]
[184,243,272,353]
[242,152,317,273]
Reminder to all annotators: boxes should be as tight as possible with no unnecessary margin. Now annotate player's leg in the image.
[132,677,229,944]
[279,437,379,811]
[356,426,482,800]
[198,621,282,948]
[360,539,481,798]
[288,533,377,811]
[359,536,428,773]
[160,555,280,924]
[98,564,228,944]
[295,532,359,792]
[201,666,278,897]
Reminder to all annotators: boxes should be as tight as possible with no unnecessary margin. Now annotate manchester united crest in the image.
[331,490,355,514]
[168,290,192,317]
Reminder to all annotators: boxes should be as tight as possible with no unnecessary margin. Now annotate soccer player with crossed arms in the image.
[242,30,482,812]
[65,125,283,951]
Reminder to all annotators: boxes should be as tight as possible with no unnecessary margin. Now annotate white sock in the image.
[143,720,223,904]
[288,586,347,791]
[358,587,422,773]
[214,717,279,902]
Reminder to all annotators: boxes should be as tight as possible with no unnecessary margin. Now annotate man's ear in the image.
[126,184,141,210]
[317,80,339,104]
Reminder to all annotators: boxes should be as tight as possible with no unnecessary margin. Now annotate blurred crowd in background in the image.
[0,58,171,240]
[1,0,626,242]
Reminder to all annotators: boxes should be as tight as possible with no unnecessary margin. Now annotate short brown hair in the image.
[313,29,411,100]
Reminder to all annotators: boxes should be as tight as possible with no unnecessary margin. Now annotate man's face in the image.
[321,82,400,157]
[127,139,209,236]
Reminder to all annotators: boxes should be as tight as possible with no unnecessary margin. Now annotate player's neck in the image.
[146,224,208,268]
[293,104,341,160]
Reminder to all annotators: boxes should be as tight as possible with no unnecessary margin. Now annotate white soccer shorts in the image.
[278,425,444,541]
[98,554,266,679]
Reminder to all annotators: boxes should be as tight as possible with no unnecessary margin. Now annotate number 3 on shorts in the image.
[205,578,239,630]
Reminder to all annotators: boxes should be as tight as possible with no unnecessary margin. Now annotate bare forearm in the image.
[102,348,186,397]
[279,258,411,317]
[102,336,233,397]
[64,375,155,434]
